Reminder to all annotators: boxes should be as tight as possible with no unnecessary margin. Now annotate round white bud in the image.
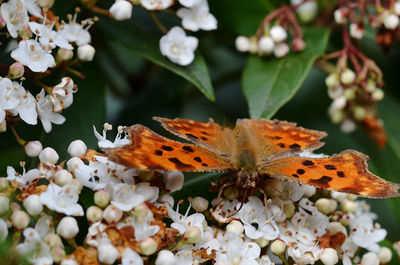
[258,36,274,53]
[366,79,376,92]
[98,243,119,264]
[327,222,346,235]
[44,233,63,249]
[334,8,347,24]
[296,1,318,23]
[110,0,133,21]
[361,252,380,265]
[235,36,251,52]
[325,73,340,89]
[94,190,111,208]
[155,250,177,265]
[183,226,202,243]
[255,238,269,248]
[350,23,364,39]
[226,220,244,235]
[39,147,59,164]
[37,0,55,8]
[77,44,96,62]
[340,119,356,133]
[11,210,30,230]
[332,96,347,110]
[60,258,78,265]
[270,26,287,42]
[0,196,9,214]
[384,14,399,30]
[316,198,333,215]
[379,247,392,264]
[67,140,87,157]
[271,240,286,256]
[321,248,339,265]
[133,203,150,217]
[273,43,290,58]
[340,69,356,85]
[395,2,400,16]
[8,62,25,79]
[103,205,123,224]
[343,88,356,100]
[164,171,184,192]
[56,48,74,62]
[87,206,103,223]
[139,237,158,255]
[340,199,357,213]
[372,88,384,101]
[24,141,43,157]
[192,196,209,212]
[23,194,43,216]
[55,169,73,186]
[56,216,79,239]
[353,105,366,121]
[66,157,84,172]
[284,203,295,218]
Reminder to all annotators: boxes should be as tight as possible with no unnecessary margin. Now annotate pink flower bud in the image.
[66,157,84,172]
[57,216,79,239]
[11,210,30,230]
[103,205,123,224]
[292,38,306,52]
[8,62,24,79]
[139,237,158,255]
[51,246,66,263]
[24,141,43,157]
[56,48,74,62]
[164,171,184,192]
[183,226,202,243]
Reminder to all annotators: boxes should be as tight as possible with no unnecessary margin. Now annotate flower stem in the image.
[149,12,168,34]
[64,66,86,79]
[279,254,291,265]
[9,123,26,146]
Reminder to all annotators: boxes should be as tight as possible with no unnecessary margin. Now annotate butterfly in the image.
[104,117,400,198]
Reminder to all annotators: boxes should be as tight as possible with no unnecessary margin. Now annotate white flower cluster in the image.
[325,69,384,133]
[108,0,217,66]
[0,124,397,265]
[235,25,306,58]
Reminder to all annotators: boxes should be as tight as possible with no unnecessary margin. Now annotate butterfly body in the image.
[104,117,400,198]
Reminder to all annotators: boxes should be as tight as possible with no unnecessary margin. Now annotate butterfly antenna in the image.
[269,183,313,215]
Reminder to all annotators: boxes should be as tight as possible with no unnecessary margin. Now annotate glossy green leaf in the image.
[97,18,214,101]
[242,27,330,119]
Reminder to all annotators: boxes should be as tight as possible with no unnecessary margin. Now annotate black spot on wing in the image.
[309,176,332,187]
[337,171,345,178]
[168,158,193,169]
[277,143,285,148]
[161,145,173,151]
[302,160,315,166]
[194,157,202,162]
[201,136,209,141]
[271,136,282,140]
[289,143,301,150]
[297,169,305,175]
[155,150,163,156]
[200,131,210,136]
[292,174,299,178]
[324,165,336,170]
[201,163,208,166]
[182,146,194,153]
[186,133,199,140]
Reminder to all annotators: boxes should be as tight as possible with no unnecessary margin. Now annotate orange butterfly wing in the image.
[104,125,234,172]
[154,117,234,158]
[262,150,400,198]
[237,119,327,156]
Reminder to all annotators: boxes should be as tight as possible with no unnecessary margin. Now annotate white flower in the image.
[0,218,8,243]
[36,89,66,132]
[50,77,76,112]
[7,81,37,125]
[29,21,72,50]
[122,248,143,265]
[15,228,53,265]
[238,196,279,240]
[59,16,91,46]
[106,183,145,211]
[109,0,132,21]
[167,202,205,238]
[23,0,43,18]
[210,198,240,223]
[6,166,41,189]
[11,39,55,72]
[384,14,399,30]
[175,249,193,265]
[85,222,110,247]
[159,26,198,66]
[0,78,19,123]
[177,0,217,32]
[258,36,274,53]
[140,0,173,10]
[235,36,251,52]
[350,23,364,39]
[118,216,159,241]
[39,183,84,216]
[136,182,159,202]
[1,0,29,38]
[179,0,201,7]
[216,232,261,265]
[94,125,130,149]
[35,215,54,238]
[350,213,386,253]
[98,243,119,264]
[334,7,347,24]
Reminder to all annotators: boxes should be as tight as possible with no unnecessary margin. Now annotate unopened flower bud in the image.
[223,186,239,200]
[340,69,356,85]
[103,205,123,224]
[372,88,384,101]
[8,62,24,79]
[235,36,251,52]
[57,217,79,239]
[139,237,158,255]
[226,220,244,235]
[0,120,6,132]
[77,44,95,61]
[321,248,339,265]
[133,203,149,217]
[274,43,290,58]
[361,252,380,265]
[350,23,364,39]
[60,258,78,265]
[23,194,43,216]
[192,196,209,212]
[0,196,9,214]
[341,199,357,213]
[366,79,376,92]
[11,210,30,229]
[139,170,155,181]
[340,119,356,133]
[332,96,346,110]
[155,250,177,265]
[249,37,258,53]
[258,36,274,53]
[39,147,59,164]
[38,0,55,8]
[327,222,346,235]
[66,157,84,172]
[270,26,287,42]
[110,0,133,21]
[18,24,32,39]
[334,8,347,24]
[159,194,174,207]
[44,233,63,249]
[98,243,119,264]
[379,247,392,264]
[384,14,399,30]
[343,88,356,100]
[395,3,400,16]
[284,203,295,218]
[316,198,332,214]
[353,105,366,121]
[292,38,306,52]
[255,238,269,248]
[87,206,103,223]
[24,141,43,157]
[0,179,10,192]
[55,169,73,186]
[164,171,184,192]
[10,202,21,212]
[67,140,87,157]
[271,239,286,255]
[296,1,318,23]
[56,48,74,62]
[325,73,340,89]
[393,241,400,257]
[94,190,110,208]
[51,246,66,263]
[183,226,202,243]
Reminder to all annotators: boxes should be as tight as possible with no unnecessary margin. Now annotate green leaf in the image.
[97,18,215,101]
[242,27,330,119]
